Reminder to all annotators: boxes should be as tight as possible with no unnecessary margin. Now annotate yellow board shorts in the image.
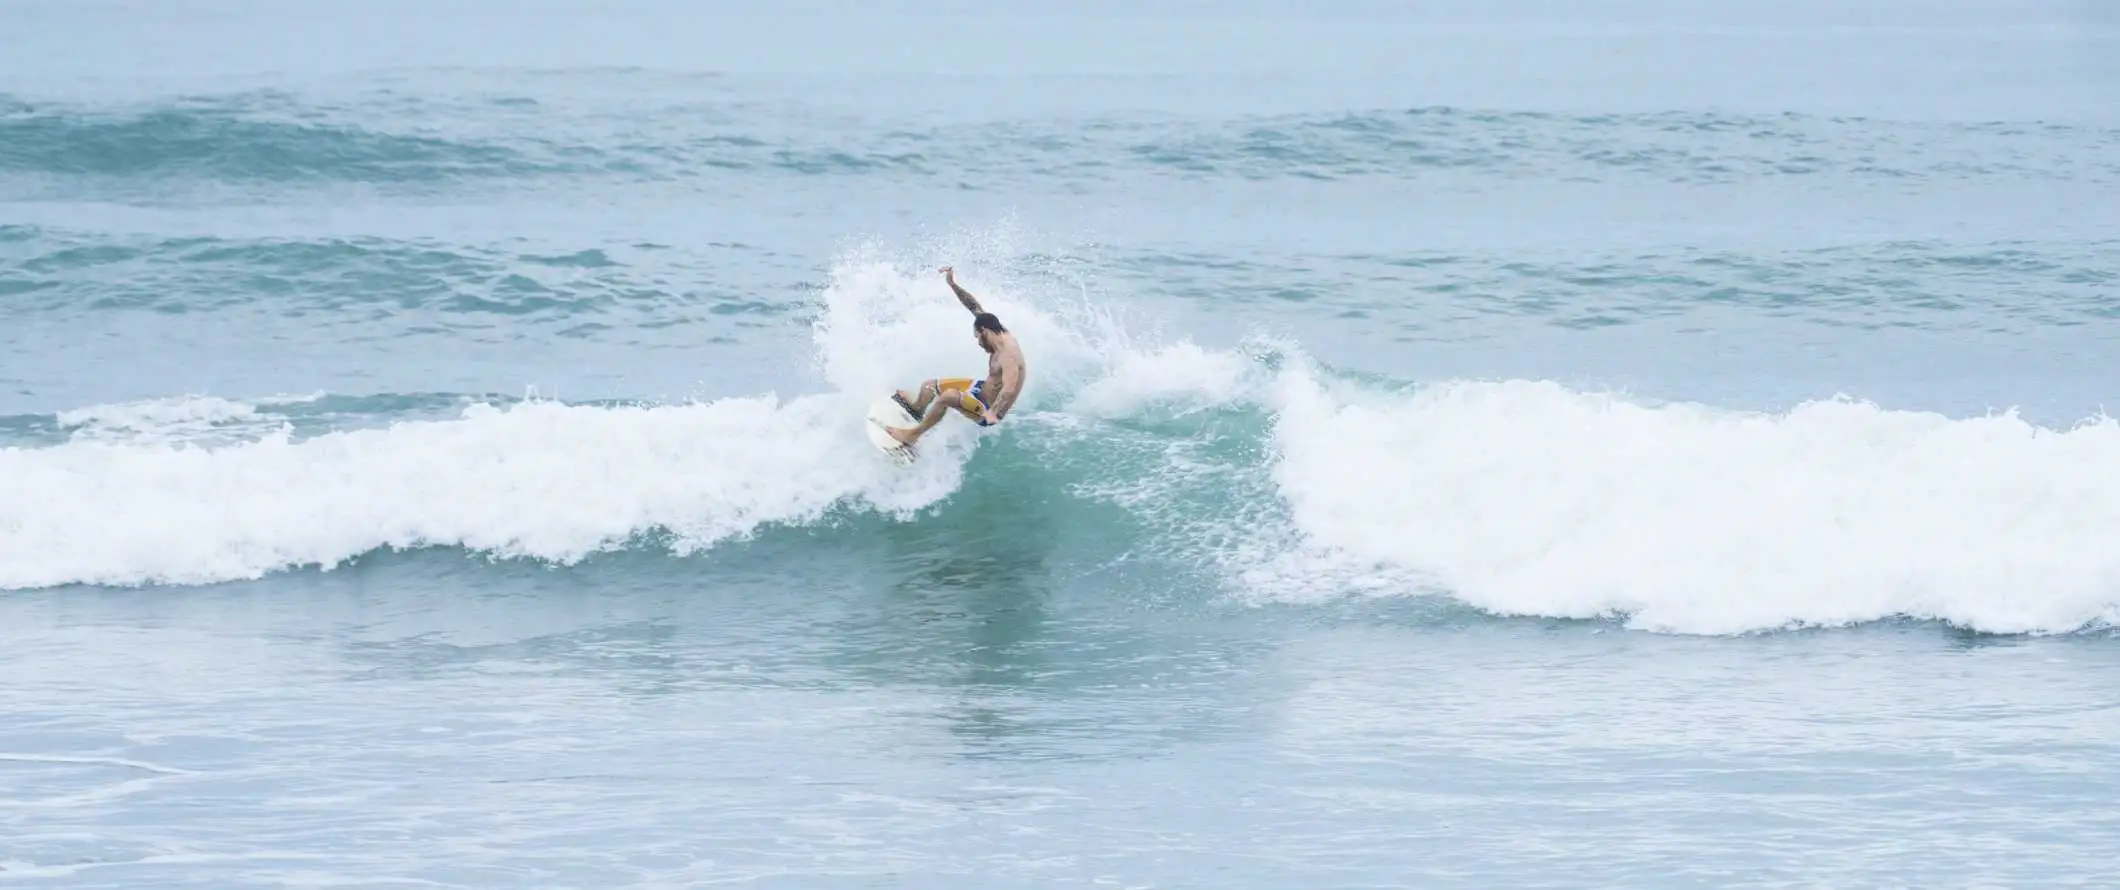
[934,377,994,425]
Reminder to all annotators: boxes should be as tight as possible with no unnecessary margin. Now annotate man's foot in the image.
[886,425,919,447]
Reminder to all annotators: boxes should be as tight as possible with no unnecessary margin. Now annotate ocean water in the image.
[6,1,2120,886]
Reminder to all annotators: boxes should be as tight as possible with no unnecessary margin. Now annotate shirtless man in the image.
[887,266,1026,448]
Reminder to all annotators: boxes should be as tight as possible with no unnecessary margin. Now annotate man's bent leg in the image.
[893,382,929,419]
[912,379,942,413]
[895,379,937,417]
[898,378,972,417]
[888,385,966,446]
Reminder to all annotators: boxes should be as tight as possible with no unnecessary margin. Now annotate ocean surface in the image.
[6,1,2120,886]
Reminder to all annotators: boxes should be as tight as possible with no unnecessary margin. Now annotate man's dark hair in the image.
[973,312,1006,333]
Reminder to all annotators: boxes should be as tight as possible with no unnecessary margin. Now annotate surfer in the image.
[887,266,1026,448]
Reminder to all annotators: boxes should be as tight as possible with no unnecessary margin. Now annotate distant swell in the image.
[0,105,540,183]
[0,228,785,329]
[4,90,2113,189]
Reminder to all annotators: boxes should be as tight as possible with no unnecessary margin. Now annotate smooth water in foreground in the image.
[12,568,2120,887]
[5,1,2120,886]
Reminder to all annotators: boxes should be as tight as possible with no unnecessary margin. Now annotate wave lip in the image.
[1264,367,2120,635]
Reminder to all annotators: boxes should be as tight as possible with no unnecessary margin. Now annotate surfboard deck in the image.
[864,394,919,466]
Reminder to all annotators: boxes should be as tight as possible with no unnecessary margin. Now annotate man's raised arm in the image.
[939,266,983,314]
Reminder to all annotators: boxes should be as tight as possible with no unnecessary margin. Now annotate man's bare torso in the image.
[984,333,1026,418]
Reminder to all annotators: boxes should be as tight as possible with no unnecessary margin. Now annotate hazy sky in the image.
[3,0,2115,118]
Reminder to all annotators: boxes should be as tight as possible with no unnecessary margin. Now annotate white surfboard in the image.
[864,394,920,466]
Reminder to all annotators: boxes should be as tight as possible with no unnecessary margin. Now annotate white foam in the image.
[1,394,964,590]
[55,394,271,446]
[809,236,1156,417]
[1257,363,2120,635]
[1065,340,1258,419]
